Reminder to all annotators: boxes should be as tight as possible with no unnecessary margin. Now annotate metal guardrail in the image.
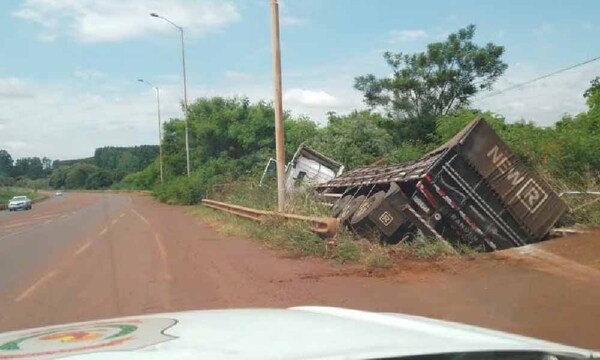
[201,199,339,237]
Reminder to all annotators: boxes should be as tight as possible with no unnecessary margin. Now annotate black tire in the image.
[339,195,366,225]
[331,195,352,218]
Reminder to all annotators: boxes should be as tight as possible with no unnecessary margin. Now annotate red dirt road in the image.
[0,193,598,349]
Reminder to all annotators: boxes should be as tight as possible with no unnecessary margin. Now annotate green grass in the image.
[362,247,392,269]
[546,173,600,227]
[0,187,46,204]
[332,230,362,263]
[190,204,469,270]
[190,206,327,258]
[395,233,457,259]
[195,180,477,269]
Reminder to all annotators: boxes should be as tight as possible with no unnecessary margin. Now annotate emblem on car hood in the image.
[0,318,177,359]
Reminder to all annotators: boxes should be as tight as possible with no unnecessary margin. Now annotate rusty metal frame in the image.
[201,199,339,237]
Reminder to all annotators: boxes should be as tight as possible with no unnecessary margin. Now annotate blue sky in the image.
[1,0,599,159]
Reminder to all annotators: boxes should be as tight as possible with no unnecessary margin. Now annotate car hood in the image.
[0,307,595,360]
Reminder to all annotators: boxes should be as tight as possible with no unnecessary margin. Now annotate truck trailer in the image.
[315,118,567,251]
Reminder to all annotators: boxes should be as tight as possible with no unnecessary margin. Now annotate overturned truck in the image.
[315,118,567,251]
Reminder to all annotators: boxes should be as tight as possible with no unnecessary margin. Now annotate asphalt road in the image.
[0,192,598,350]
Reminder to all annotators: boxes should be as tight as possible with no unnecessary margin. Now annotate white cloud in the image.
[12,0,241,43]
[0,76,186,159]
[0,73,354,159]
[4,141,28,152]
[474,61,600,125]
[280,16,308,26]
[284,89,338,108]
[224,70,253,80]
[5,55,595,161]
[389,29,428,43]
[0,77,35,98]
[73,69,104,80]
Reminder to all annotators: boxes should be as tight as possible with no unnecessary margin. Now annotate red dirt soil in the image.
[0,193,598,350]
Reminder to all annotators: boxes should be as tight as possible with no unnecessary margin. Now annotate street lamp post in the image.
[138,79,164,184]
[150,12,191,177]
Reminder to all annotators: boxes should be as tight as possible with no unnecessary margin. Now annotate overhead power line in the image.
[475,55,600,101]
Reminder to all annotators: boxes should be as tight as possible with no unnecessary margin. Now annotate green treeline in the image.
[3,25,600,204]
[0,146,158,190]
[121,25,600,204]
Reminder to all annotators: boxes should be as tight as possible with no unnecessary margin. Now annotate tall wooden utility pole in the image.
[270,0,286,211]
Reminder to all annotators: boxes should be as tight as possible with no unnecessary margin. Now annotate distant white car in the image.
[8,196,32,211]
[55,191,63,196]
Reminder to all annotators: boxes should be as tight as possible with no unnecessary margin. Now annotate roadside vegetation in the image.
[2,24,599,251]
[0,146,158,191]
[0,187,48,209]
[117,25,600,263]
[116,26,600,217]
[192,202,466,269]
[190,182,465,268]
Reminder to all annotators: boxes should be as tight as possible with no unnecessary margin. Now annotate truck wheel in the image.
[350,191,386,236]
[339,195,366,225]
[331,195,352,217]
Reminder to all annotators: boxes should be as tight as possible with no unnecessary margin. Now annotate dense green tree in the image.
[0,150,13,178]
[120,161,160,190]
[355,25,507,141]
[0,176,15,187]
[284,117,320,159]
[85,169,113,189]
[65,164,94,189]
[185,97,275,168]
[584,77,600,105]
[28,157,45,179]
[309,111,394,169]
[94,145,159,180]
[49,166,69,189]
[13,157,45,179]
[161,119,188,178]
[138,97,327,202]
[387,142,429,164]
[47,163,113,189]
[436,110,551,167]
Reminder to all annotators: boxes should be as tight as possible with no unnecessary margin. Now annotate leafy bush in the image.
[387,142,429,164]
[333,230,362,263]
[119,162,159,190]
[308,110,394,169]
[0,187,46,204]
[153,176,204,205]
[363,247,392,269]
